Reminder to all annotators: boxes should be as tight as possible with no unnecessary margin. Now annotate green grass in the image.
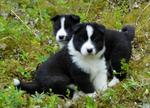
[0,0,150,107]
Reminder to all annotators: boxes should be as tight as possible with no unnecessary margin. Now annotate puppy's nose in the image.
[59,36,64,40]
[87,48,93,53]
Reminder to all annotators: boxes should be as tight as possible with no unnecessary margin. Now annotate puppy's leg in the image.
[108,46,129,86]
[38,74,74,97]
[72,71,95,94]
[108,74,120,87]
[93,72,108,91]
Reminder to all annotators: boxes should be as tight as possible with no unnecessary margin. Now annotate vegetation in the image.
[0,0,150,107]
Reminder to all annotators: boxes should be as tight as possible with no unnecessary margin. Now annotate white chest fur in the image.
[72,55,108,91]
[72,55,105,80]
[68,39,108,91]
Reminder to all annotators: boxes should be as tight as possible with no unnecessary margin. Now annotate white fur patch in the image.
[93,68,108,91]
[67,84,77,90]
[80,39,96,55]
[64,101,72,108]
[86,91,97,98]
[86,25,93,38]
[13,78,20,86]
[56,17,67,45]
[108,76,120,87]
[58,41,65,48]
[65,91,85,107]
[68,39,107,91]
[80,25,95,56]
[72,91,85,100]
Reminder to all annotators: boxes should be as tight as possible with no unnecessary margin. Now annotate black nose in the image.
[87,48,93,53]
[59,36,64,40]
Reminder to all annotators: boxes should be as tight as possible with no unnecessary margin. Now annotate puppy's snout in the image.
[87,48,93,54]
[59,35,65,40]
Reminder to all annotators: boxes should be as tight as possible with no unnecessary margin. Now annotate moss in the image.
[0,0,150,107]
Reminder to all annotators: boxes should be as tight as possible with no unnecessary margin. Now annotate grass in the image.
[0,0,150,107]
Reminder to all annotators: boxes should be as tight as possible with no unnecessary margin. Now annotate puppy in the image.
[13,23,134,98]
[14,23,108,98]
[51,14,80,48]
[106,25,135,87]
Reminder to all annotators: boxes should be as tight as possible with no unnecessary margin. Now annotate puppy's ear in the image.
[51,15,60,22]
[97,24,105,34]
[72,24,81,33]
[70,15,80,23]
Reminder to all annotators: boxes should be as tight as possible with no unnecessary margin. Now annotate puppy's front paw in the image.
[87,92,97,98]
[108,77,120,87]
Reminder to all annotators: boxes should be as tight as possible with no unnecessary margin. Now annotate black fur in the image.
[105,25,135,80]
[14,23,135,97]
[121,25,135,41]
[15,47,94,97]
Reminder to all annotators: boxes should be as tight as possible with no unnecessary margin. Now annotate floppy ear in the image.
[70,15,80,23]
[51,15,60,22]
[97,24,105,34]
[72,24,81,33]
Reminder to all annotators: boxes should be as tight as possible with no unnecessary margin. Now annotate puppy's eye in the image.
[83,37,87,41]
[54,24,60,30]
[93,38,96,41]
[93,38,99,42]
[78,37,84,41]
[54,26,60,30]
[76,36,86,42]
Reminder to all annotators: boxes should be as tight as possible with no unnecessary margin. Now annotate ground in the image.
[0,0,150,108]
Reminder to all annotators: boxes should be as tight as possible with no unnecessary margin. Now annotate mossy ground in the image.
[0,0,150,107]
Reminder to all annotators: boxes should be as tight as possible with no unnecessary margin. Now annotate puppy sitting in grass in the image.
[14,22,134,99]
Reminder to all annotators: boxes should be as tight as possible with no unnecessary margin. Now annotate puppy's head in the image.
[68,23,105,57]
[51,14,80,48]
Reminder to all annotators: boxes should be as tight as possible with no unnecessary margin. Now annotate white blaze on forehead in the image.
[80,25,95,55]
[61,17,65,29]
[86,25,94,38]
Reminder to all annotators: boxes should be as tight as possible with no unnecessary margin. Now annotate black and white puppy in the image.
[106,25,135,87]
[51,14,80,48]
[13,23,134,98]
[13,23,108,98]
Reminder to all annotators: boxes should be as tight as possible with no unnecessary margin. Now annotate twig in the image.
[136,16,150,33]
[128,0,132,12]
[37,0,43,24]
[85,0,93,17]
[135,2,150,26]
[11,10,37,36]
